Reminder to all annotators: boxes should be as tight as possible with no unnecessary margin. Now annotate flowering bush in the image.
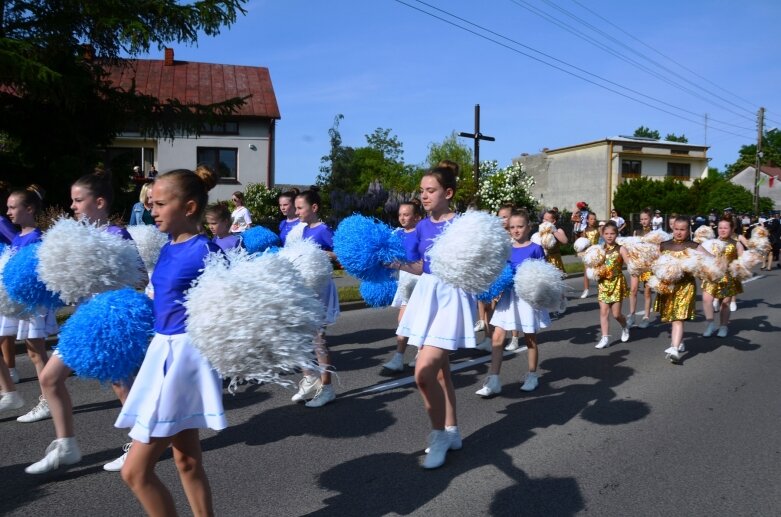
[477,161,537,214]
[243,183,282,220]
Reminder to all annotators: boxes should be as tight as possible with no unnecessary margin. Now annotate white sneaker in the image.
[103,443,131,472]
[17,395,51,423]
[0,391,24,414]
[505,336,520,351]
[25,438,82,474]
[626,315,635,327]
[422,430,450,469]
[703,321,717,337]
[425,426,462,453]
[666,348,681,362]
[305,384,335,408]
[473,320,486,332]
[729,300,737,312]
[595,336,611,349]
[717,325,728,338]
[520,372,539,392]
[580,289,589,299]
[9,368,19,384]
[620,327,630,343]
[663,346,677,356]
[638,317,650,329]
[677,342,686,353]
[475,338,493,353]
[382,353,404,372]
[475,374,501,397]
[291,375,321,402]
[408,352,418,368]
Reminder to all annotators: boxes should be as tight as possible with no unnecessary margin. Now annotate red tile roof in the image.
[103,58,280,119]
[761,165,781,177]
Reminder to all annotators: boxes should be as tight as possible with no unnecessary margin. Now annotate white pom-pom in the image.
[537,221,555,235]
[185,251,324,389]
[679,249,700,274]
[530,232,542,246]
[693,225,715,244]
[621,238,660,276]
[695,253,727,282]
[126,225,169,271]
[701,238,726,256]
[748,234,771,255]
[642,230,672,244]
[729,260,752,281]
[646,275,660,292]
[586,267,598,281]
[428,211,511,293]
[739,249,763,269]
[652,254,684,284]
[277,238,334,295]
[751,226,769,240]
[539,233,557,250]
[514,259,567,310]
[582,246,606,268]
[573,237,591,253]
[0,248,26,317]
[37,218,145,304]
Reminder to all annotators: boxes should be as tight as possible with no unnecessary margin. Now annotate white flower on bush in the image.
[477,161,536,213]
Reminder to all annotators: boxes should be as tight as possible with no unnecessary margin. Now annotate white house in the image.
[730,165,781,211]
[102,49,280,201]
[514,136,709,218]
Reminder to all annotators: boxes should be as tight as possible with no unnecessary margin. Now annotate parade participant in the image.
[580,212,600,299]
[701,216,743,338]
[570,201,589,239]
[2,185,56,422]
[476,211,548,396]
[628,209,654,328]
[205,203,242,252]
[116,168,226,516]
[289,188,339,408]
[0,181,19,384]
[476,204,514,351]
[129,182,155,226]
[541,210,568,273]
[656,216,698,362]
[229,189,251,233]
[278,188,305,246]
[594,222,631,349]
[382,200,423,372]
[395,163,473,469]
[24,170,138,474]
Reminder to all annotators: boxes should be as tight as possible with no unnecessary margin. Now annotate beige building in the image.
[514,136,709,218]
[730,165,781,211]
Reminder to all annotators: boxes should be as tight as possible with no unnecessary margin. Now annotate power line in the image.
[568,0,760,114]
[392,0,754,141]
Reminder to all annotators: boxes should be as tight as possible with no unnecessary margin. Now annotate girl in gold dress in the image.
[700,216,743,338]
[656,216,699,362]
[628,209,654,328]
[595,221,631,349]
[542,210,569,274]
[580,212,600,299]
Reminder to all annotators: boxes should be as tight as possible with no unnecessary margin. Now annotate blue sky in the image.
[152,0,780,185]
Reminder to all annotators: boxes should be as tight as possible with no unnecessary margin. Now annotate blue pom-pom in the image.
[334,215,406,281]
[476,264,514,302]
[359,278,398,308]
[3,243,63,312]
[57,288,154,382]
[242,226,281,254]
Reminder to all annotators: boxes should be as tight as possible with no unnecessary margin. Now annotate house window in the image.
[201,122,239,135]
[622,159,642,177]
[197,147,238,182]
[667,162,691,178]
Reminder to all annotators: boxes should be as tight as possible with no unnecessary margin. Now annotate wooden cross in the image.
[458,104,495,185]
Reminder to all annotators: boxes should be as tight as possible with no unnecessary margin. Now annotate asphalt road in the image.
[2,269,780,516]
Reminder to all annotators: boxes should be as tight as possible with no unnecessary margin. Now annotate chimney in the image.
[164,48,174,66]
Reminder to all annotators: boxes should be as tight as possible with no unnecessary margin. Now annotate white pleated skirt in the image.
[115,332,226,443]
[490,289,550,334]
[320,278,340,326]
[0,309,58,340]
[391,270,418,308]
[396,273,477,351]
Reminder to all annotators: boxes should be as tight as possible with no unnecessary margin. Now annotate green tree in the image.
[633,126,660,139]
[425,132,475,208]
[665,133,688,143]
[1,0,247,200]
[724,129,781,178]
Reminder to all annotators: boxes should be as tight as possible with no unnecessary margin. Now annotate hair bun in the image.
[308,185,321,193]
[194,165,218,192]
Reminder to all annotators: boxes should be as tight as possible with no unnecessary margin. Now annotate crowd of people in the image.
[0,167,774,516]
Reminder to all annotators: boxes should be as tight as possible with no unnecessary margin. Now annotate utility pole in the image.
[458,104,495,185]
[704,113,708,147]
[754,107,764,215]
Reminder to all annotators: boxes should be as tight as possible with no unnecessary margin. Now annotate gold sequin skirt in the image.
[702,275,743,299]
[655,276,696,322]
[546,253,566,275]
[598,274,628,304]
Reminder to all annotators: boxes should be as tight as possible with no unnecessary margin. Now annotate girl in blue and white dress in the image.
[205,203,242,252]
[475,211,550,398]
[1,185,57,421]
[278,188,306,246]
[289,188,340,408]
[0,180,20,386]
[116,168,226,517]
[24,170,138,475]
[381,200,423,373]
[394,163,476,469]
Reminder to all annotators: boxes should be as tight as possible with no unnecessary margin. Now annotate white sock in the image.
[445,425,458,433]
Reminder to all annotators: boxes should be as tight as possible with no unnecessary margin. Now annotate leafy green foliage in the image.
[425,132,476,209]
[633,126,660,139]
[665,133,688,143]
[724,129,781,178]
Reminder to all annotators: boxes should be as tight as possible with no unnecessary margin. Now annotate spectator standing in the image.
[230,191,252,233]
[651,209,664,231]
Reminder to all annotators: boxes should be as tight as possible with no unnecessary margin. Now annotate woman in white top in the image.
[230,191,252,233]
[610,208,626,235]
